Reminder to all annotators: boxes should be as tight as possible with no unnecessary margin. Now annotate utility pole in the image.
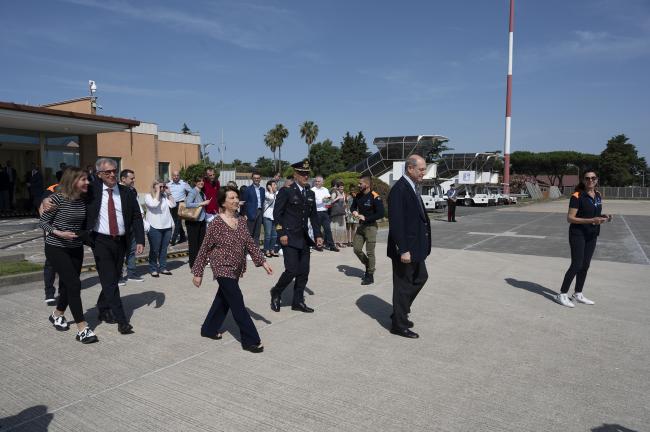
[218,129,226,171]
[503,0,515,195]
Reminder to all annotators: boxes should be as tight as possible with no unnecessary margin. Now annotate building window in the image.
[45,134,80,185]
[159,162,170,182]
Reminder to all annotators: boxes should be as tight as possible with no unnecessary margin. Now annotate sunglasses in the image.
[99,169,118,175]
[584,176,598,181]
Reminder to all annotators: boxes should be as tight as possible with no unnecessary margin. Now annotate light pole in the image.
[201,142,215,161]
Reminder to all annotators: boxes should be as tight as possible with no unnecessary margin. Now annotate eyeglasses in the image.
[99,169,117,175]
[584,176,598,181]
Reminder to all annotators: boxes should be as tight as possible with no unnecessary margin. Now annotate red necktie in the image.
[107,189,118,237]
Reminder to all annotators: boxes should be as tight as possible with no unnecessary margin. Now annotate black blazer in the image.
[273,183,321,249]
[386,176,431,262]
[85,181,145,247]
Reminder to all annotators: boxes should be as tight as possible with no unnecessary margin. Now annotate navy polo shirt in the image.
[569,191,603,237]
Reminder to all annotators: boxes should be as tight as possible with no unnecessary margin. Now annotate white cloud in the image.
[58,0,299,51]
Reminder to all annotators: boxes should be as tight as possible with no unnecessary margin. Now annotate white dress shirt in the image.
[144,193,176,230]
[95,184,126,235]
[312,186,330,212]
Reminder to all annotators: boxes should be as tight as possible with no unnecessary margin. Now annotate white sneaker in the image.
[555,293,575,308]
[49,312,70,331]
[572,292,595,305]
[76,327,98,344]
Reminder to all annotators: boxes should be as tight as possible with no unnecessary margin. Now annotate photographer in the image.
[144,179,176,277]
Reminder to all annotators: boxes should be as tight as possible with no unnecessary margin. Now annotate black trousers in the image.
[316,211,335,247]
[169,205,186,243]
[45,244,85,323]
[92,234,128,323]
[447,201,456,222]
[272,244,311,305]
[186,219,206,269]
[391,258,428,330]
[246,208,263,247]
[43,258,57,300]
[202,277,261,347]
[560,233,598,294]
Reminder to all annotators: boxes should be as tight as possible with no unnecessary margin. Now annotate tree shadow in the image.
[0,405,53,431]
[337,264,365,279]
[505,278,558,302]
[591,424,639,432]
[355,294,392,330]
[84,290,165,328]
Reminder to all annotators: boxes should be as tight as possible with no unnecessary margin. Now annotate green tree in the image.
[265,124,289,173]
[179,160,217,183]
[264,129,279,171]
[299,121,319,156]
[309,139,344,177]
[254,157,277,177]
[599,134,647,186]
[340,131,369,168]
[425,138,453,162]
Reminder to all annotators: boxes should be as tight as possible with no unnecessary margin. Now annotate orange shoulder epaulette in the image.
[371,191,380,198]
[571,191,580,198]
[47,183,59,192]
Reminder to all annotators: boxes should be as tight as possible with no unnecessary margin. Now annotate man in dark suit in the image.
[5,160,17,209]
[243,171,265,246]
[270,159,323,313]
[87,158,145,334]
[41,159,144,334]
[26,164,44,212]
[387,155,431,338]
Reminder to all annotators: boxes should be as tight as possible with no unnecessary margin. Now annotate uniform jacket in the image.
[243,183,265,220]
[85,180,145,248]
[350,190,384,225]
[273,182,322,249]
[387,176,431,262]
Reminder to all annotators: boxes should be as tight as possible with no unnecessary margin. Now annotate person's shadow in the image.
[591,424,638,432]
[337,264,365,279]
[505,278,558,302]
[0,405,53,431]
[217,306,271,343]
[83,291,165,327]
[355,294,392,330]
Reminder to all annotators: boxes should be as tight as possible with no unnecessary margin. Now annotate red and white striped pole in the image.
[503,0,514,195]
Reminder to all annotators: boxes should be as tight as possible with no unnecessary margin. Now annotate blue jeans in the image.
[147,227,172,273]
[263,217,279,252]
[123,234,137,278]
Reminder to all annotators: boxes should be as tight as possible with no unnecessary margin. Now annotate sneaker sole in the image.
[76,335,99,344]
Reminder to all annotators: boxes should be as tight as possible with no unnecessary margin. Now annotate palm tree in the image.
[264,129,279,170]
[272,123,289,173]
[299,121,319,156]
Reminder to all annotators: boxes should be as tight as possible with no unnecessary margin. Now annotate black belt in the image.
[95,232,126,240]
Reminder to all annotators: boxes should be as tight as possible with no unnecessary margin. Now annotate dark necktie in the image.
[107,189,118,236]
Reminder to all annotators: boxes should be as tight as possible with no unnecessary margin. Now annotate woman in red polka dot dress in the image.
[192,186,273,353]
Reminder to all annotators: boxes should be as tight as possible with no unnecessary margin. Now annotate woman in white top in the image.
[262,180,279,257]
[145,179,176,277]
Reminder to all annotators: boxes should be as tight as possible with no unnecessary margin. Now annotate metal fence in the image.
[562,186,650,199]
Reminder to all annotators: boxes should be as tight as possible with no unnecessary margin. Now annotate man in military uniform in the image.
[351,175,384,285]
[270,159,323,313]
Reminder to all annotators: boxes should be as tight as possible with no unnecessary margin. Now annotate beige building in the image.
[0,97,201,214]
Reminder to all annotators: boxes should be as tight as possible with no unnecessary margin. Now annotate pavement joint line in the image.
[462,212,556,251]
[619,215,650,265]
[6,265,387,431]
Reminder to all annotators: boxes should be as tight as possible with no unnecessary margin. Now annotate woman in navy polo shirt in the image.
[556,170,612,308]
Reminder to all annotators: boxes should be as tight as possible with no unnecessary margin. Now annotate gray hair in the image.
[95,158,118,172]
[315,175,324,181]
[405,155,423,168]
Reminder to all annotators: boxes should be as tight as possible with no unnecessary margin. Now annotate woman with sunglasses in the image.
[556,170,612,308]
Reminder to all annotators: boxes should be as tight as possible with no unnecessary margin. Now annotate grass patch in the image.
[0,261,43,276]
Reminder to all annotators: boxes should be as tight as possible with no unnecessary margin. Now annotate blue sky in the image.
[1,0,649,162]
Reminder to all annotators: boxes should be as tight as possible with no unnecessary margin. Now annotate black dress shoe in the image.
[390,328,419,338]
[329,246,340,252]
[98,310,116,324]
[361,274,374,285]
[270,295,281,312]
[118,322,134,334]
[390,313,414,328]
[201,332,222,340]
[291,302,314,313]
[242,344,264,353]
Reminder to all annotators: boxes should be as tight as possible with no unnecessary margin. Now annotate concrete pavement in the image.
[1,201,649,431]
